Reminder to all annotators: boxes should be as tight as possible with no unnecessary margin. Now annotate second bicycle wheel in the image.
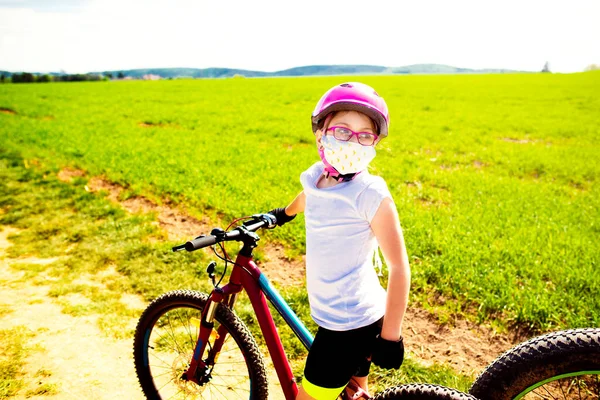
[133,289,269,399]
[470,328,600,400]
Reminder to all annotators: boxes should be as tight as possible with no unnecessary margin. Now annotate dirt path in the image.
[0,227,146,400]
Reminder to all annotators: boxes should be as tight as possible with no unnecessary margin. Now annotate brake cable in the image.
[210,215,256,287]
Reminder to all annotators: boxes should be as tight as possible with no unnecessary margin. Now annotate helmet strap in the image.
[324,170,361,182]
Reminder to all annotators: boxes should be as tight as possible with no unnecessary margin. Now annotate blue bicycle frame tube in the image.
[258,274,313,350]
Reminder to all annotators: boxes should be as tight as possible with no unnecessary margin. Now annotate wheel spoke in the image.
[531,391,550,399]
[177,308,197,349]
[152,329,179,353]
[210,380,250,399]
[155,372,178,394]
[149,350,179,371]
[558,379,568,399]
[165,311,186,356]
[524,376,600,399]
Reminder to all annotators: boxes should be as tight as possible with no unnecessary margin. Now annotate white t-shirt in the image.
[300,162,392,331]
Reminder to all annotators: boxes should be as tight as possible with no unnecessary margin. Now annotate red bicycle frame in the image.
[182,249,314,400]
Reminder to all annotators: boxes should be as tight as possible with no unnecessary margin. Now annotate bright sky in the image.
[0,0,598,74]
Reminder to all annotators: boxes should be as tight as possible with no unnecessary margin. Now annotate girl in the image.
[270,82,410,400]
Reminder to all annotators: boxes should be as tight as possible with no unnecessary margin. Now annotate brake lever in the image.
[250,213,277,229]
[207,261,217,287]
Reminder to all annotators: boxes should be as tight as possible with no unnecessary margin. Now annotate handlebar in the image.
[172,213,277,252]
[184,235,218,251]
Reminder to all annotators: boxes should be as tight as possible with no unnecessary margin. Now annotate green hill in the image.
[95,64,523,79]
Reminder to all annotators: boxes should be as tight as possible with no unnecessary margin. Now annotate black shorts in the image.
[303,317,383,391]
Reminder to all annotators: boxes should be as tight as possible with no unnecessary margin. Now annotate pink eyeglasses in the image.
[326,126,378,146]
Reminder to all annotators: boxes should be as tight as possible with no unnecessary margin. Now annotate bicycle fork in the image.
[181,287,239,385]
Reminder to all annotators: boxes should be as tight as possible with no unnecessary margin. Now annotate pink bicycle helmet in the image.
[311,82,390,138]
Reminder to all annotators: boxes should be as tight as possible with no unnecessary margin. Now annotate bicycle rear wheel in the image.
[469,328,600,400]
[373,384,477,399]
[133,289,269,399]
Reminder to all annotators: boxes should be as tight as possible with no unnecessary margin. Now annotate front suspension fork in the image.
[182,290,238,383]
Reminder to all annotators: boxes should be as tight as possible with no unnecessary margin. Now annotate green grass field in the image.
[1,72,599,336]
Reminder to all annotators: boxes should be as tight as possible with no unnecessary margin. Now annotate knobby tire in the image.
[373,384,478,399]
[133,289,269,399]
[469,328,600,400]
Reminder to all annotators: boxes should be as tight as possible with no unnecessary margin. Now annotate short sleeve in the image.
[300,170,309,190]
[356,177,393,222]
[300,162,323,191]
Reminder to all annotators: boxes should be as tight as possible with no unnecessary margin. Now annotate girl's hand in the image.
[267,208,296,226]
[371,335,404,369]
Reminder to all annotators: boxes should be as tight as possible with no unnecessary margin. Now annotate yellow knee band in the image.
[302,377,346,400]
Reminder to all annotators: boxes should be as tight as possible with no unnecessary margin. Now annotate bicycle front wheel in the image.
[469,328,600,400]
[373,384,478,399]
[133,289,269,399]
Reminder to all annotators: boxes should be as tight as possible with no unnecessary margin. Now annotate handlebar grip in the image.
[185,235,217,251]
[172,243,187,252]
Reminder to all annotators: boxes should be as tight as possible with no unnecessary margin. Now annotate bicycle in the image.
[132,213,600,399]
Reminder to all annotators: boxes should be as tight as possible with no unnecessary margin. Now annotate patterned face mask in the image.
[320,134,376,175]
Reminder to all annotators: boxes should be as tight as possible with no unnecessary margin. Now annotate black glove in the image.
[268,208,296,226]
[371,335,404,370]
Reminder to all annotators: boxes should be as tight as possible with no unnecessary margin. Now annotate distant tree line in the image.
[1,72,112,83]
